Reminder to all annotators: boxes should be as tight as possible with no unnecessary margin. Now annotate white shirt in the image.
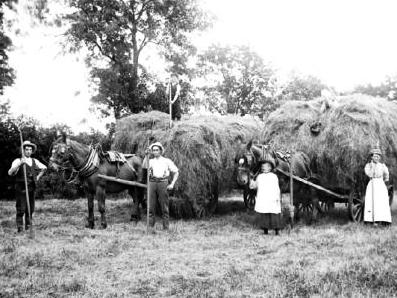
[149,156,178,178]
[9,157,47,176]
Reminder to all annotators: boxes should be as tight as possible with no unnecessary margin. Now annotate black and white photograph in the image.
[1,0,397,296]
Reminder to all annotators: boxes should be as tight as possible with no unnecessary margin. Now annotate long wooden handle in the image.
[276,168,348,200]
[146,154,150,234]
[18,129,31,222]
[97,174,147,188]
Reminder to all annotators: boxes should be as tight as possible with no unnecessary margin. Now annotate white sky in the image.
[3,0,397,132]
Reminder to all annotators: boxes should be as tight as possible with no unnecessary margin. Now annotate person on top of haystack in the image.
[144,142,179,230]
[364,145,392,226]
[167,74,182,121]
[250,158,282,236]
[8,140,47,233]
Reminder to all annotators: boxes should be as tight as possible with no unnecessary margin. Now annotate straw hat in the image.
[370,142,382,156]
[149,142,164,153]
[22,140,37,153]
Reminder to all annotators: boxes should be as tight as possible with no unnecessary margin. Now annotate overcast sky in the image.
[4,0,397,132]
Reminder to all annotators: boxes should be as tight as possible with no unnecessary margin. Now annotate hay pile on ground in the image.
[113,111,262,218]
[262,94,397,193]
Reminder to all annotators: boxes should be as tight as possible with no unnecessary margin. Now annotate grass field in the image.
[1,193,397,297]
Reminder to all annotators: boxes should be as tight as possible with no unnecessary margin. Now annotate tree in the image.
[64,0,212,119]
[353,75,397,100]
[280,73,326,102]
[0,0,16,95]
[196,44,276,116]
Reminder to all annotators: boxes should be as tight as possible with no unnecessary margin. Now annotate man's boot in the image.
[163,220,169,231]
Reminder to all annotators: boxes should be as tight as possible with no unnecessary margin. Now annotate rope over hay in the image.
[113,111,262,218]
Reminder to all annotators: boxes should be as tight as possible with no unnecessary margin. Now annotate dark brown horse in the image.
[235,140,322,222]
[49,134,144,229]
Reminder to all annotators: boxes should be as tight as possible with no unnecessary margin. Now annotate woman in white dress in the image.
[363,146,392,226]
[250,160,282,235]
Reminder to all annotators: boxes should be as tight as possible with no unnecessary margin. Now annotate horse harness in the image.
[51,142,136,181]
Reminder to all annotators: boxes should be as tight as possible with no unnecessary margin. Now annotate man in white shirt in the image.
[147,142,179,230]
[8,141,47,232]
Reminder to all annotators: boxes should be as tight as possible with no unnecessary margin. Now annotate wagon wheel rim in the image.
[348,190,364,222]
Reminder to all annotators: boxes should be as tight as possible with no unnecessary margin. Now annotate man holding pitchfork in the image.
[8,140,46,233]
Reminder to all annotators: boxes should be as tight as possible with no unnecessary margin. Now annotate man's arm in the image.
[34,159,47,181]
[8,159,23,176]
[171,84,181,104]
[167,159,179,189]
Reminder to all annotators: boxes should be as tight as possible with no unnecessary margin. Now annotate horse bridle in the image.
[50,142,80,183]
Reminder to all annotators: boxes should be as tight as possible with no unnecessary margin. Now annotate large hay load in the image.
[262,94,397,195]
[113,111,261,218]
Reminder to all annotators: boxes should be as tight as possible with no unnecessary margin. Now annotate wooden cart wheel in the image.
[244,189,256,210]
[295,201,315,223]
[320,201,334,213]
[348,190,364,222]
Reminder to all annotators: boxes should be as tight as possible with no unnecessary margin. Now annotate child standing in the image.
[250,160,282,235]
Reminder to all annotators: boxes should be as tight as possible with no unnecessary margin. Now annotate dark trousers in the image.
[15,184,35,229]
[148,180,169,229]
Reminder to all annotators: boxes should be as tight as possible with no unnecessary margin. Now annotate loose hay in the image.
[262,94,397,194]
[113,111,262,218]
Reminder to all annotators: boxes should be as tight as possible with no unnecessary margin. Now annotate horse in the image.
[235,140,322,222]
[49,134,145,229]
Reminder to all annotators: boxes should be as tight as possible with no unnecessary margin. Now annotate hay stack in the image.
[262,94,397,193]
[113,111,262,218]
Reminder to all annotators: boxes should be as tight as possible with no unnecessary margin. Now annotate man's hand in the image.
[19,157,27,166]
[167,184,174,191]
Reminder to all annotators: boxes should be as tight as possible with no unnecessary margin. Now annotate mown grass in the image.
[1,194,397,297]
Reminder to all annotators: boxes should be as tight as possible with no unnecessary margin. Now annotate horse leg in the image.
[129,187,142,222]
[86,193,95,229]
[96,186,107,229]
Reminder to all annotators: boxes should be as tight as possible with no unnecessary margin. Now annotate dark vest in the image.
[15,158,37,188]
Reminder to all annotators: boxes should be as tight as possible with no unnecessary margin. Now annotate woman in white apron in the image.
[250,160,282,235]
[364,146,392,225]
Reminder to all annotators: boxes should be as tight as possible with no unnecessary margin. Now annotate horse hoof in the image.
[130,215,141,222]
[85,222,94,229]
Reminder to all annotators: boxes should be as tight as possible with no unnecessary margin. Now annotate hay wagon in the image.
[275,168,394,222]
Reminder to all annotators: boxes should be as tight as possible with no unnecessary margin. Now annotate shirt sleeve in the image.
[383,164,389,182]
[167,159,178,173]
[364,163,372,178]
[8,158,21,176]
[34,159,47,170]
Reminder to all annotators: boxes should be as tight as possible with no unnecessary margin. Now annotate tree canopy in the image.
[64,0,213,119]
[0,0,16,96]
[196,44,276,117]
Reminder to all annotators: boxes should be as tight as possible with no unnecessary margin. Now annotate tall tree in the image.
[0,0,16,95]
[197,45,276,116]
[280,73,326,102]
[64,0,212,119]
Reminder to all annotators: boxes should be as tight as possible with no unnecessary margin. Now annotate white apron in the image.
[253,172,281,214]
[364,178,391,223]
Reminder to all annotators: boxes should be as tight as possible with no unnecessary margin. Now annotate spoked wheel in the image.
[295,201,315,223]
[348,190,364,222]
[320,201,334,213]
[243,189,256,210]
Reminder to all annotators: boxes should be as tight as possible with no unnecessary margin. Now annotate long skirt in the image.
[364,178,392,223]
[256,213,282,230]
